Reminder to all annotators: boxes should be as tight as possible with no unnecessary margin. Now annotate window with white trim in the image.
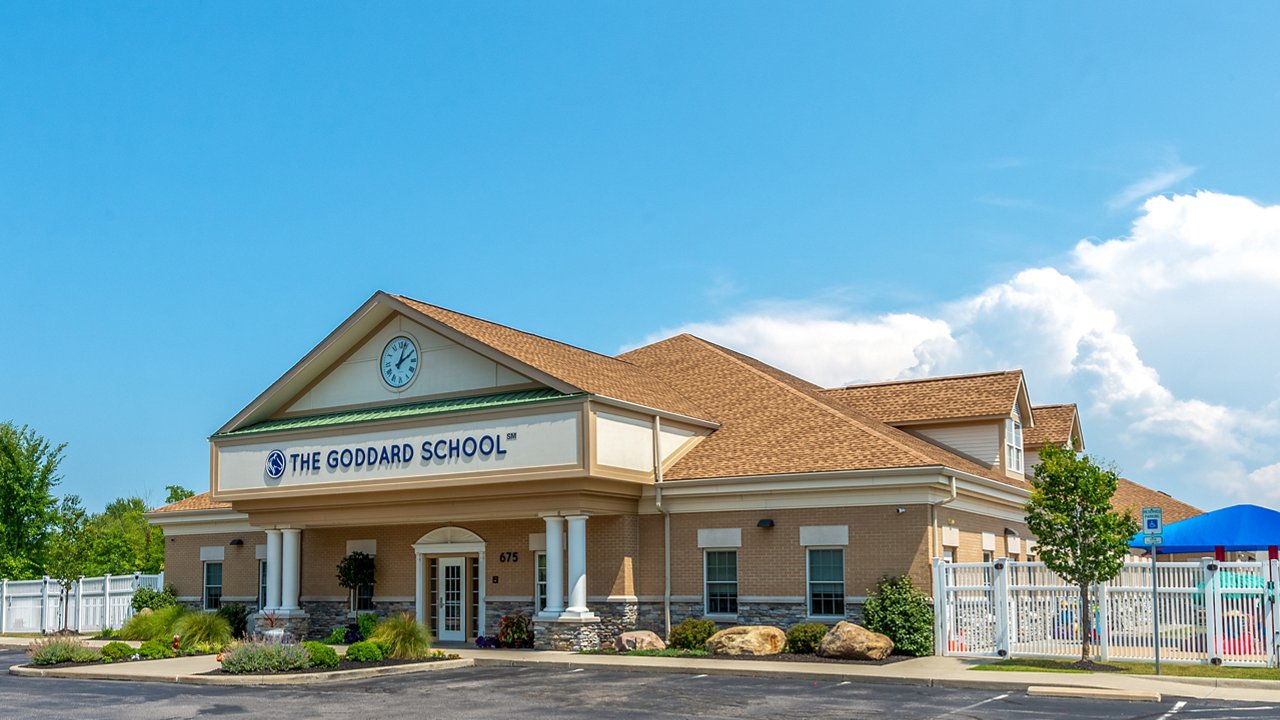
[807,548,845,617]
[203,562,223,610]
[1006,417,1024,473]
[535,551,548,612]
[943,548,956,563]
[258,560,268,610]
[704,550,738,616]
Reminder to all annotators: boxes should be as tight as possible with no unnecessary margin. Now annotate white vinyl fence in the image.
[0,573,164,635]
[935,558,1278,667]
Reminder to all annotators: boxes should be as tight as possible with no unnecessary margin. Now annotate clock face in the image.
[380,335,419,389]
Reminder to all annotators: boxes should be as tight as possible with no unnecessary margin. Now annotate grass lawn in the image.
[973,658,1280,680]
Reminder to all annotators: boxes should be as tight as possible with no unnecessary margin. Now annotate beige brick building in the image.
[148,291,1174,649]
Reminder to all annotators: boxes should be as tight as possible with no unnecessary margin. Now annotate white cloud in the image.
[636,191,1280,510]
[641,310,954,387]
[1106,164,1196,210]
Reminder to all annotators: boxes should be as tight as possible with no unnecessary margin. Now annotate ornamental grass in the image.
[120,605,188,641]
[368,613,432,660]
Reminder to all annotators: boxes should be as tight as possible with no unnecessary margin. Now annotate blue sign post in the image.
[1143,506,1163,675]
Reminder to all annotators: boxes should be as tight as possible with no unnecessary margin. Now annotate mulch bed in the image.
[1065,659,1124,672]
[201,657,455,676]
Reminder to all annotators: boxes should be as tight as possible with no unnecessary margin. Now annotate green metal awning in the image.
[215,388,581,438]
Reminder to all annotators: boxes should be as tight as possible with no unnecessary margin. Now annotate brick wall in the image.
[165,531,266,601]
[939,507,1031,562]
[635,505,933,600]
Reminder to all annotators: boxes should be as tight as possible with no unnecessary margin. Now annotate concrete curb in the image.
[1028,685,1162,702]
[7,658,474,685]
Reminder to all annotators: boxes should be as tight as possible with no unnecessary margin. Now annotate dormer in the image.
[822,370,1034,478]
[1022,404,1084,472]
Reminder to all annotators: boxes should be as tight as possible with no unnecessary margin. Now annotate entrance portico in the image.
[412,527,487,643]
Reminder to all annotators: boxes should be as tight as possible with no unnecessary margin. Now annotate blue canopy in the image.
[1129,504,1280,554]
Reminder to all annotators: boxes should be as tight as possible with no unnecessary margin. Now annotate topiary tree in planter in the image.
[336,551,376,611]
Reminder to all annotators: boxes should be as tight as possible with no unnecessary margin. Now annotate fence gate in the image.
[934,558,1278,667]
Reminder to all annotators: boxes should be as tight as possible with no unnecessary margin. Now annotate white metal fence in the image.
[934,558,1278,667]
[0,573,164,635]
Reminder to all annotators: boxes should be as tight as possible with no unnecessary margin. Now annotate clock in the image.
[380,335,419,389]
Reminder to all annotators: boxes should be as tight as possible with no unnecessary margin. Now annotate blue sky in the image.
[3,3,1279,512]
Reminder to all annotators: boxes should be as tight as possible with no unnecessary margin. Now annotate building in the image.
[146,291,1159,649]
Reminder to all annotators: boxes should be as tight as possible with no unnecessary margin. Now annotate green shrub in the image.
[173,611,231,647]
[120,605,188,641]
[357,612,378,639]
[303,641,340,669]
[219,641,309,674]
[323,626,348,645]
[784,622,830,654]
[27,638,101,665]
[863,574,934,657]
[372,638,392,657]
[369,613,432,660]
[344,640,384,662]
[101,641,136,662]
[136,639,175,660]
[216,604,250,639]
[131,585,179,612]
[668,618,719,650]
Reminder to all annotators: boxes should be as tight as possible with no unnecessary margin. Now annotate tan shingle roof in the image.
[395,296,711,421]
[1024,404,1079,448]
[620,335,1026,488]
[822,371,1025,425]
[1111,478,1202,523]
[151,492,230,514]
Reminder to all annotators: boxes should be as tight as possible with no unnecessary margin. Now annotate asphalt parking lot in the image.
[1,649,1276,719]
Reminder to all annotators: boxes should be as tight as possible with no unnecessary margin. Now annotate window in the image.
[1006,418,1024,473]
[704,550,738,616]
[203,562,223,610]
[982,551,993,563]
[807,548,845,617]
[943,548,956,563]
[535,551,548,612]
[351,584,374,612]
[258,560,268,610]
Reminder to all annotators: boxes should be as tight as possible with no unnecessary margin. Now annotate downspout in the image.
[931,475,958,558]
[653,416,671,640]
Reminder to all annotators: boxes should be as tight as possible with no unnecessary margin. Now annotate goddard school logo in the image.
[265,449,287,479]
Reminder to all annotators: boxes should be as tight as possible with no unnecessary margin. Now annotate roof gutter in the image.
[931,474,959,559]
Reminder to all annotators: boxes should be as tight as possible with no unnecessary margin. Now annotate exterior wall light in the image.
[229,538,244,546]
[757,519,775,528]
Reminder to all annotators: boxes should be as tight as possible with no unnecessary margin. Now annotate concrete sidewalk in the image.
[0,635,138,651]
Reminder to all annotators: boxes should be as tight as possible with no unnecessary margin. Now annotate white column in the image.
[540,515,565,617]
[563,514,594,619]
[281,528,301,612]
[415,553,427,626]
[265,529,283,611]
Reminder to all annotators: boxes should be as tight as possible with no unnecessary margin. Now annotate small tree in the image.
[336,552,376,608]
[45,495,90,631]
[1024,443,1139,662]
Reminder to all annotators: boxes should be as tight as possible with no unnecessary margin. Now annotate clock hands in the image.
[395,347,415,369]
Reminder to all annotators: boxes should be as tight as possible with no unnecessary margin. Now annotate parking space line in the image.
[931,692,1008,717]
[1157,700,1187,720]
[1183,708,1276,714]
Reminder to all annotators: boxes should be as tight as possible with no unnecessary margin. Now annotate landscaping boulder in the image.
[816,621,894,661]
[615,630,666,652]
[704,625,786,656]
